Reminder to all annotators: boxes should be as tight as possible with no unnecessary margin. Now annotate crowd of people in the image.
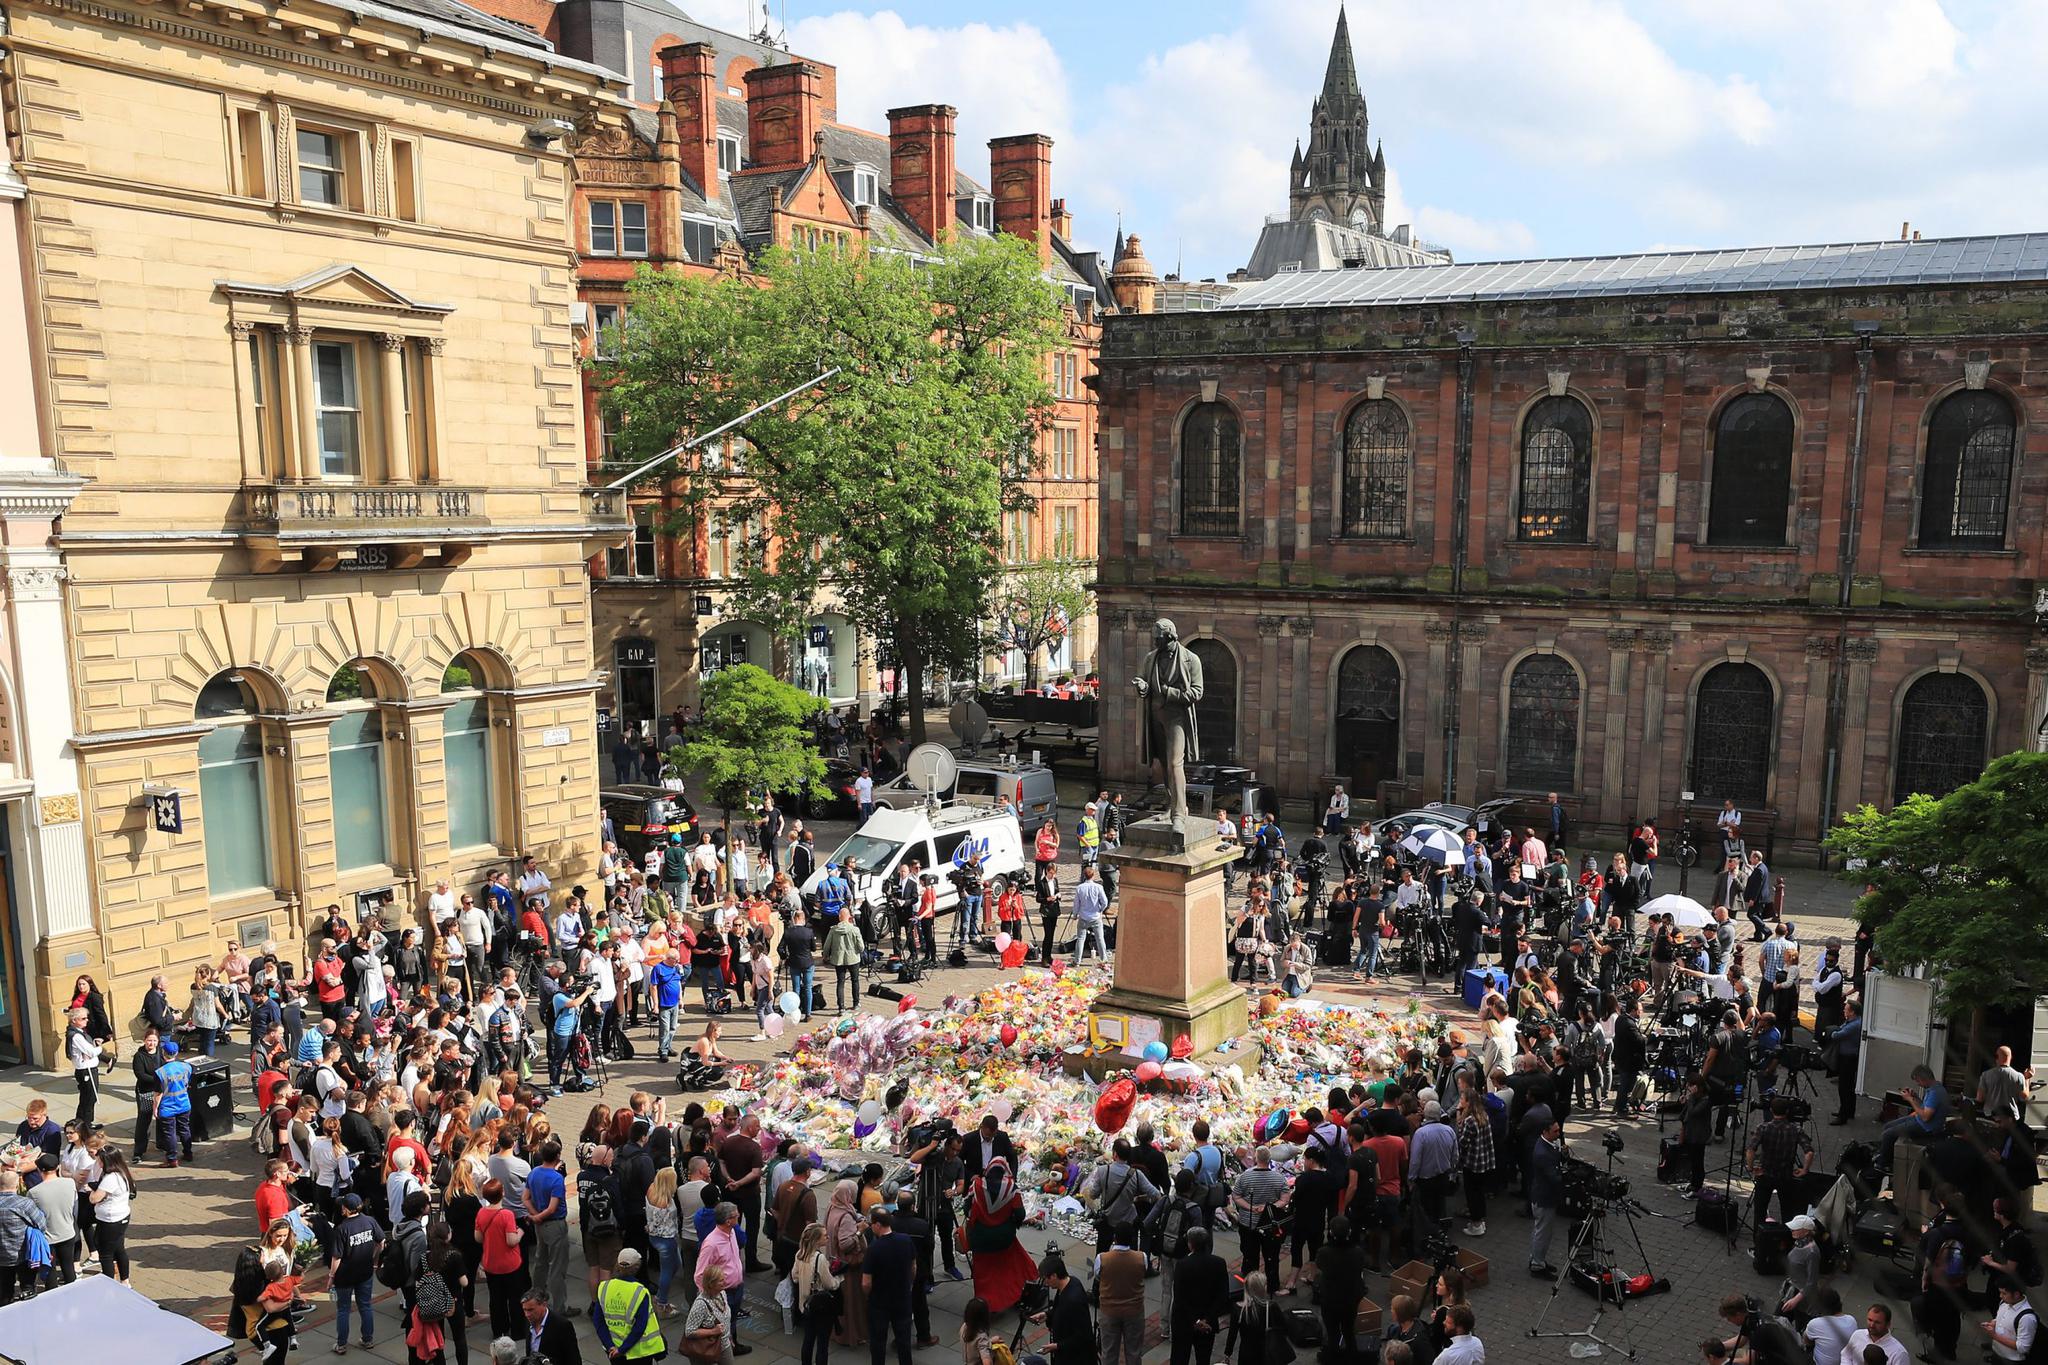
[0,770,2036,1365]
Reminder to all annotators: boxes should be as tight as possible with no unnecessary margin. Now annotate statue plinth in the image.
[1091,816,1247,1059]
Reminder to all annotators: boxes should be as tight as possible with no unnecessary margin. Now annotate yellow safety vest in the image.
[1078,815,1099,850]
[597,1275,667,1360]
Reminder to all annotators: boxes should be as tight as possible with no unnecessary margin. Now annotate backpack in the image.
[1747,1318,1808,1365]
[1569,1025,1604,1069]
[1158,1197,1198,1260]
[376,1236,412,1289]
[583,1181,620,1239]
[2015,1307,2048,1363]
[989,1341,1017,1365]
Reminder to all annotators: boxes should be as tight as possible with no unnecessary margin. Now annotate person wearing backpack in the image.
[329,1191,385,1353]
[577,1144,624,1315]
[1986,1274,2043,1362]
[1919,1194,1971,1361]
[385,1188,430,1342]
[1146,1169,1205,1333]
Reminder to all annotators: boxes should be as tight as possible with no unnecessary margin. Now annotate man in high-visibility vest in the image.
[594,1247,667,1361]
[1076,803,1101,870]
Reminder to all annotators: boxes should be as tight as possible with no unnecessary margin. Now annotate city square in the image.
[0,2,2044,1364]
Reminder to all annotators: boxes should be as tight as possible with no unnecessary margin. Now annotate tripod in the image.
[1528,1195,1659,1360]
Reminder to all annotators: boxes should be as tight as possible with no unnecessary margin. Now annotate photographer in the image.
[1700,1009,1749,1139]
[1745,1096,1812,1226]
[541,965,594,1096]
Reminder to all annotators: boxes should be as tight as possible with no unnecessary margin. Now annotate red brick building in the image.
[1093,236,2048,856]
[465,3,1111,730]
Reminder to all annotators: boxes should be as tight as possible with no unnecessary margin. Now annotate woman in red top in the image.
[518,904,552,956]
[473,1177,528,1340]
[311,944,347,1023]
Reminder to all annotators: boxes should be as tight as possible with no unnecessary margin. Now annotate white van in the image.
[800,802,1028,929]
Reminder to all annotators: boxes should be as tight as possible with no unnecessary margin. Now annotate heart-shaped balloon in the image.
[999,1024,1019,1047]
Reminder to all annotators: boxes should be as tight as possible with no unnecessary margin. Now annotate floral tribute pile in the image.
[711,965,1447,1181]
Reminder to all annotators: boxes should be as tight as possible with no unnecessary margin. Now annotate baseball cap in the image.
[162,1040,180,1057]
[341,1193,363,1211]
[1787,1215,1816,1234]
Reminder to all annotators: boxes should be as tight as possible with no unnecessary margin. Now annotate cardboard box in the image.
[1353,1298,1382,1336]
[1389,1260,1431,1308]
[1455,1246,1490,1289]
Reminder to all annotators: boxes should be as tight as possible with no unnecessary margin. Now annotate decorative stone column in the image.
[1454,622,1488,800]
[1255,615,1285,781]
[1422,621,1453,801]
[1837,639,1879,813]
[1091,818,1247,1060]
[1795,638,1837,840]
[1634,630,1673,817]
[1599,629,1637,829]
[2028,647,2048,755]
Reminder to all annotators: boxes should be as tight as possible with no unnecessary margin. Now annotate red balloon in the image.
[1135,1060,1162,1083]
[898,995,917,1014]
[999,1024,1019,1047]
[1093,1077,1136,1134]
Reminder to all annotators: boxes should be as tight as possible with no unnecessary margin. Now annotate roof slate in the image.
[1221,232,2048,311]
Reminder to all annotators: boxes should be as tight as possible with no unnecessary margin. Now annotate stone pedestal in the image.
[1091,816,1247,1058]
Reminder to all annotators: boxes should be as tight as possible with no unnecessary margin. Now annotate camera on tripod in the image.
[1561,1156,1630,1207]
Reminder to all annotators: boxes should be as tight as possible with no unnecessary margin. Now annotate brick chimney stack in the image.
[989,133,1053,265]
[886,104,957,243]
[659,43,719,204]
[1049,198,1073,242]
[743,60,825,173]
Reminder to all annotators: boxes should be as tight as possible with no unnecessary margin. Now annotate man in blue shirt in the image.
[648,949,685,1063]
[1071,866,1109,962]
[153,1039,194,1167]
[1878,1062,1948,1172]
[1828,999,1863,1125]
[524,1139,572,1314]
[545,971,594,1096]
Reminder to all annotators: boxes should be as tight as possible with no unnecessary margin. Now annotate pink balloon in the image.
[1135,1060,1162,1083]
[763,1014,786,1038]
[994,933,1013,952]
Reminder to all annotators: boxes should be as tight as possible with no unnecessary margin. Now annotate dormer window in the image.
[717,133,741,175]
[972,197,994,231]
[852,166,879,207]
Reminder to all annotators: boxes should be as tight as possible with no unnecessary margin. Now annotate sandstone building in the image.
[1094,235,2048,857]
[1,0,626,1054]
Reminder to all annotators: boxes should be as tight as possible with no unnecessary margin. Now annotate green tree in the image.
[1825,749,2048,1060]
[670,664,829,819]
[599,234,1062,745]
[992,559,1092,692]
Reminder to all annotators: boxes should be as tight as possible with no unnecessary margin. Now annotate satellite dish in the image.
[949,699,990,752]
[904,743,957,805]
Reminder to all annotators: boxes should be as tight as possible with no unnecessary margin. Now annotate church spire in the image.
[1321,4,1360,104]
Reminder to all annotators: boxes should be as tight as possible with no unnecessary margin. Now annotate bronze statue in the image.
[1133,617,1204,833]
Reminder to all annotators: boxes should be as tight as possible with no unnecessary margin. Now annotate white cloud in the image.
[785,10,1073,180]
[781,1,2048,278]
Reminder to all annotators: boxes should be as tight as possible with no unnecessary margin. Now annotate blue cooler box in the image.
[1462,967,1506,1009]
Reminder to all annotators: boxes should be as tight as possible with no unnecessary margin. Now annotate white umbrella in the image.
[1399,827,1466,868]
[1641,892,1713,929]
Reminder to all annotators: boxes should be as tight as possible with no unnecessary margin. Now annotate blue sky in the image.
[692,1,2048,280]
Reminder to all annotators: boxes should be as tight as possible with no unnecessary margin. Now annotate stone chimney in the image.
[1050,198,1073,242]
[659,43,719,203]
[886,104,956,243]
[743,60,825,173]
[989,133,1053,265]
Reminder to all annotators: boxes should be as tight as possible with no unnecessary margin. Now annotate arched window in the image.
[196,672,273,896]
[1339,400,1409,539]
[1505,655,1580,791]
[1893,672,1990,803]
[441,652,498,851]
[614,637,658,734]
[1918,391,2017,548]
[1707,393,1795,546]
[1187,639,1237,763]
[327,662,391,872]
[1515,395,1593,542]
[1689,662,1774,806]
[1178,402,1241,536]
[1334,645,1401,796]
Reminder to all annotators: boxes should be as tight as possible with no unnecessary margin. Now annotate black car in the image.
[600,785,698,863]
